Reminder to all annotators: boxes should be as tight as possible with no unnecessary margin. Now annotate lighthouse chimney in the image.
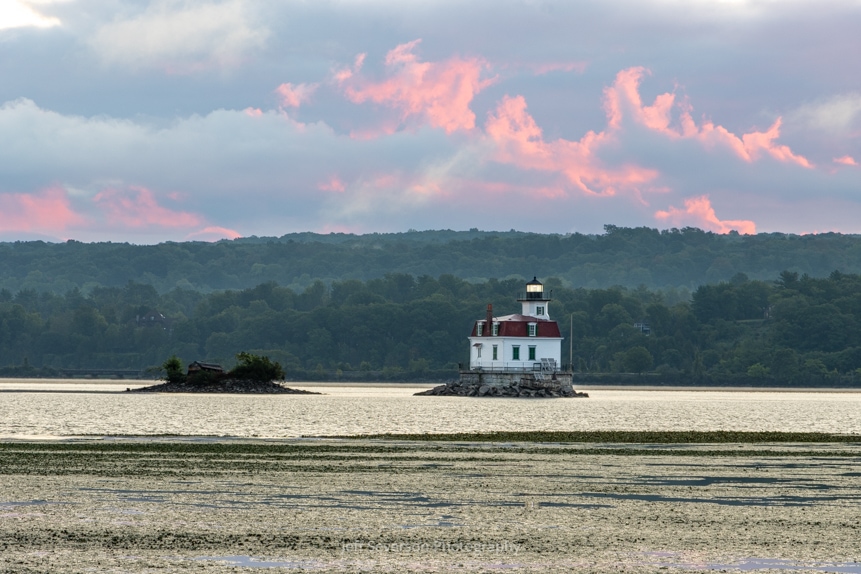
[485,304,493,336]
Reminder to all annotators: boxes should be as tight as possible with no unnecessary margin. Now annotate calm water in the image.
[1,379,860,438]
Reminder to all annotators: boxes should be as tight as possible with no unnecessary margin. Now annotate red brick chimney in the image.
[486,304,493,336]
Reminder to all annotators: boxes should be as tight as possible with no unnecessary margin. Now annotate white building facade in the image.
[467,278,563,372]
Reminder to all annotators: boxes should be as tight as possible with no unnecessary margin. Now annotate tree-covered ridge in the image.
[3,227,861,294]
[2,271,861,386]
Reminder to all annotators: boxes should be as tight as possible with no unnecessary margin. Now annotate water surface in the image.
[1,379,859,438]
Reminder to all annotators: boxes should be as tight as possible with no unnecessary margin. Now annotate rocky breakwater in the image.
[130,379,320,394]
[416,375,588,398]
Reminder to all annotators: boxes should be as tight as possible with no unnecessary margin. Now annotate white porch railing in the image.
[464,360,558,373]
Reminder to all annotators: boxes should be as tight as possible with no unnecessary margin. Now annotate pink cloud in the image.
[485,94,659,197]
[338,39,495,133]
[185,226,242,241]
[275,82,318,108]
[604,67,812,168]
[737,118,811,166]
[529,61,588,75]
[407,179,444,197]
[334,53,366,83]
[244,107,263,117]
[834,155,858,166]
[347,125,399,140]
[369,173,400,189]
[0,187,85,233]
[604,67,677,133]
[92,186,203,228]
[655,195,756,234]
[318,175,346,192]
[451,178,568,200]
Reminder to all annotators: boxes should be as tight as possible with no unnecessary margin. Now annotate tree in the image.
[162,355,186,384]
[746,363,770,379]
[229,352,285,382]
[624,346,653,375]
[692,283,737,323]
[777,270,799,289]
[596,303,633,333]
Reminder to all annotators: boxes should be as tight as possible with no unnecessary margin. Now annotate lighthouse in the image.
[416,277,585,397]
[467,277,563,371]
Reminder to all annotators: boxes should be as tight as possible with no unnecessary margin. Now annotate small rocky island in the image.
[132,353,319,394]
[416,374,588,398]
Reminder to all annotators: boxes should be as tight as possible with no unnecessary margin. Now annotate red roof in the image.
[470,314,561,338]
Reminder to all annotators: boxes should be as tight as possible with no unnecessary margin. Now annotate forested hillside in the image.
[3,226,861,294]
[3,271,861,386]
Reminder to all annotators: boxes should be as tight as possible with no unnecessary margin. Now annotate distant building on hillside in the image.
[136,310,171,330]
[634,322,651,336]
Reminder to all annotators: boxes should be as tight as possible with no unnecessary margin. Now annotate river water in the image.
[1,379,859,438]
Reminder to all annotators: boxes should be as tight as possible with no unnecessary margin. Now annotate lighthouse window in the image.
[512,346,520,360]
[492,323,499,336]
[536,306,545,316]
[492,345,498,360]
[528,323,537,337]
[476,322,483,336]
[528,346,536,361]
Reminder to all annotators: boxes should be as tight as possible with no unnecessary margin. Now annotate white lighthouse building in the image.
[417,277,583,397]
[467,277,563,372]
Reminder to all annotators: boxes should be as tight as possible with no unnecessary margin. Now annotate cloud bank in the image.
[0,0,859,242]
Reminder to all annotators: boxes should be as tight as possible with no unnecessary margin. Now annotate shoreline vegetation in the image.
[1,430,860,445]
[3,270,861,388]
[0,430,859,455]
[328,430,861,443]
[4,229,861,386]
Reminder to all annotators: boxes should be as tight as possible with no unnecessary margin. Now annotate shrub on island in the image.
[161,355,186,385]
[227,352,286,383]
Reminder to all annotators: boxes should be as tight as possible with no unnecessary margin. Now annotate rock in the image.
[414,378,589,399]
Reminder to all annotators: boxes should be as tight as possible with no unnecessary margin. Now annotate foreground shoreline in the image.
[2,436,860,572]
[2,430,859,443]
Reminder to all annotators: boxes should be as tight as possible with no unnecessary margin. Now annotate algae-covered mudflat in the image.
[2,433,860,573]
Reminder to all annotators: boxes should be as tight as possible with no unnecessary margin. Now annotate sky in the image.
[1,0,860,243]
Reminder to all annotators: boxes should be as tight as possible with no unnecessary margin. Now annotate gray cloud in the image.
[0,0,859,240]
[87,0,270,71]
